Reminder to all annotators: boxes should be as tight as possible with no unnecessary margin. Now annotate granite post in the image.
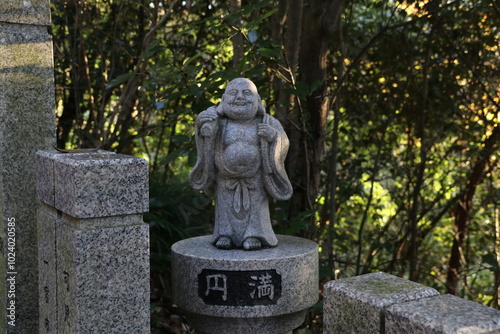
[323,272,439,334]
[323,272,500,334]
[36,150,150,333]
[0,1,56,332]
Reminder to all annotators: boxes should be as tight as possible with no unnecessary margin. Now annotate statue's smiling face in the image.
[222,79,259,121]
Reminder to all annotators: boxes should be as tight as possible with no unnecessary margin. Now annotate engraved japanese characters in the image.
[189,78,292,250]
[199,269,281,306]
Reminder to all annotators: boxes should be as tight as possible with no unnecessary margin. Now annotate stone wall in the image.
[323,272,500,334]
[0,1,56,332]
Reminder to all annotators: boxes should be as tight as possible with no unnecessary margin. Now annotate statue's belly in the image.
[220,142,260,175]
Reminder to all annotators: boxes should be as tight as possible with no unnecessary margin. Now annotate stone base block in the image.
[171,235,318,334]
[57,214,150,334]
[386,294,500,334]
[185,310,306,334]
[323,272,439,334]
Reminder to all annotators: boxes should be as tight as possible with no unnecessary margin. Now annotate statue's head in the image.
[218,78,265,121]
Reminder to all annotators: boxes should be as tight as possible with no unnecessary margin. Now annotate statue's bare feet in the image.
[215,236,232,249]
[243,237,261,250]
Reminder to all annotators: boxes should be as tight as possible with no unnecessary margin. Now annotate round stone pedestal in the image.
[171,235,318,334]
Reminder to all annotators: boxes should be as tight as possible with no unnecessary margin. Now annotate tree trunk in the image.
[494,206,500,308]
[287,1,344,220]
[57,0,85,148]
[230,0,243,69]
[408,22,434,281]
[106,0,178,152]
[446,125,500,294]
[271,0,289,122]
[274,0,303,124]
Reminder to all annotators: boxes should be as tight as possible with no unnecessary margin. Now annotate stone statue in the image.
[189,78,293,250]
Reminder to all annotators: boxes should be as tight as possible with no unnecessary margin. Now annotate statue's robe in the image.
[189,113,292,248]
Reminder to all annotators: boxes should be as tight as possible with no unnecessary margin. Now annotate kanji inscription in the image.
[198,269,282,306]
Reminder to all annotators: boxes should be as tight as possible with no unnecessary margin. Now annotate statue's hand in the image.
[196,106,218,127]
[200,123,215,137]
[258,124,277,143]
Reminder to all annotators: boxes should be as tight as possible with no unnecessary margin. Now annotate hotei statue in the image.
[189,78,293,250]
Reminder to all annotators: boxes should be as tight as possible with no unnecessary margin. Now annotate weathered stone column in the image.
[36,150,150,333]
[0,1,56,332]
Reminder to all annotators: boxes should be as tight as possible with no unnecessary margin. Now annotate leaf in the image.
[140,39,164,59]
[183,51,204,67]
[246,8,277,29]
[171,135,191,144]
[188,148,198,167]
[258,7,277,20]
[482,253,499,271]
[160,148,190,165]
[257,47,280,59]
[284,81,310,97]
[106,73,136,90]
[310,79,324,92]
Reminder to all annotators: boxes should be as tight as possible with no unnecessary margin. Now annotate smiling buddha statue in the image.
[189,78,293,250]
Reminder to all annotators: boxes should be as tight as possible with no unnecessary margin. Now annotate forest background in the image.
[49,0,500,332]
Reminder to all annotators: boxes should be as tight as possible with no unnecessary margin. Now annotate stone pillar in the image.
[323,272,439,334]
[36,150,150,333]
[324,272,500,333]
[0,1,56,332]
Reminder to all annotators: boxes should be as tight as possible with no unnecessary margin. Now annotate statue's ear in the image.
[257,97,266,115]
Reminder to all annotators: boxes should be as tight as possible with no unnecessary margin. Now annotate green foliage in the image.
[320,0,500,302]
[146,180,212,292]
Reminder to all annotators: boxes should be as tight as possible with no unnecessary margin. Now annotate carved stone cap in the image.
[0,0,52,26]
[36,150,149,218]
